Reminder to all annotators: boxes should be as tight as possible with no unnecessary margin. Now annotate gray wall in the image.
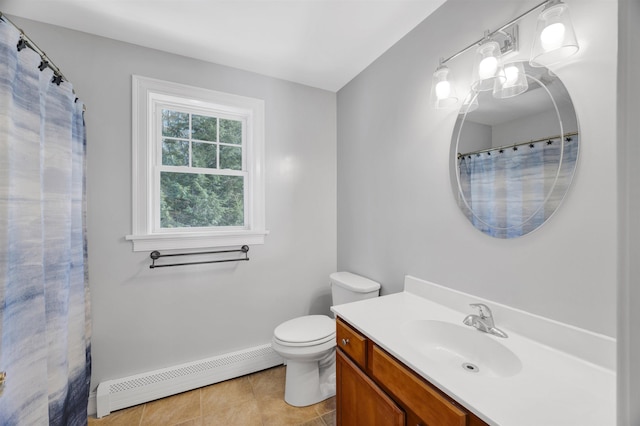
[337,0,618,337]
[9,17,337,391]
[12,0,633,419]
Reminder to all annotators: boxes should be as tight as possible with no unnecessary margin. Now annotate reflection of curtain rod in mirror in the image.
[457,131,578,159]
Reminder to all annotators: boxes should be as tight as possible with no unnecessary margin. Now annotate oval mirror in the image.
[451,61,579,238]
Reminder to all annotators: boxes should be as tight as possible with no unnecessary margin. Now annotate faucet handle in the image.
[469,303,492,319]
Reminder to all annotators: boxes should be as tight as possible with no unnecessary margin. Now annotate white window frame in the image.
[126,75,267,251]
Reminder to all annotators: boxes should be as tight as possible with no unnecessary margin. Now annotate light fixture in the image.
[431,60,458,109]
[471,35,506,92]
[430,0,579,109]
[493,61,529,98]
[459,90,479,114]
[530,0,579,67]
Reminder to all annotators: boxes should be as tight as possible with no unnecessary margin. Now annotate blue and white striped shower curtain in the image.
[458,137,578,238]
[0,21,91,425]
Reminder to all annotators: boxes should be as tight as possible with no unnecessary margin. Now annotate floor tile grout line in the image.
[139,403,146,426]
[248,371,267,426]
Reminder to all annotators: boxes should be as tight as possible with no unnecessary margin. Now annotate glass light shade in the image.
[471,40,506,92]
[493,62,529,99]
[530,1,579,67]
[459,90,479,114]
[431,64,458,109]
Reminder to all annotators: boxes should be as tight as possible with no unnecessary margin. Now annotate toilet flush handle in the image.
[341,338,350,346]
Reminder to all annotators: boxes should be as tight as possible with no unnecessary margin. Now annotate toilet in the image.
[272,271,381,407]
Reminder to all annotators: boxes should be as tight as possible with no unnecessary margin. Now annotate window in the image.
[159,108,245,229]
[127,76,266,251]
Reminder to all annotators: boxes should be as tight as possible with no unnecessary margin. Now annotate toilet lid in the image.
[274,315,335,344]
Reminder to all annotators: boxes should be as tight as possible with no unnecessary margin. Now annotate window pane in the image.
[162,110,190,138]
[192,114,217,142]
[162,139,189,166]
[160,172,244,228]
[220,145,242,170]
[192,142,217,169]
[219,119,242,144]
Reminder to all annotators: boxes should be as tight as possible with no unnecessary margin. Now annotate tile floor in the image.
[88,365,336,426]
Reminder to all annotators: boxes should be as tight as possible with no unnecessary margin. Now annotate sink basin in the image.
[401,320,522,378]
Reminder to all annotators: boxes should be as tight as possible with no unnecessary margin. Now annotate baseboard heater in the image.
[96,343,283,418]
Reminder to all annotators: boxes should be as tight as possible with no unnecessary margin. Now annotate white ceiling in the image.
[1,0,448,92]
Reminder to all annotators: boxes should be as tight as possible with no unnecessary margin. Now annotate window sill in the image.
[125,230,269,252]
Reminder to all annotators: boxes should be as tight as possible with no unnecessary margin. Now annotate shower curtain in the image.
[0,21,91,425]
[458,136,578,238]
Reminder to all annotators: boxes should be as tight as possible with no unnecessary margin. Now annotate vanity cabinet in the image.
[336,317,488,426]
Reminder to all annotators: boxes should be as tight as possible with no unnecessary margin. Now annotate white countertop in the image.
[331,277,616,426]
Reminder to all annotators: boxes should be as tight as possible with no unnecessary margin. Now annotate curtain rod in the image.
[457,131,578,159]
[0,11,68,84]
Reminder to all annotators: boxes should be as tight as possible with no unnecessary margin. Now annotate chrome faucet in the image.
[463,303,508,338]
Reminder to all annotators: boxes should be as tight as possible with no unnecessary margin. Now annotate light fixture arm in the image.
[440,0,552,65]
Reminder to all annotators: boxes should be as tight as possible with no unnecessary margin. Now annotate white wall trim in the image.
[127,75,267,251]
[95,344,282,418]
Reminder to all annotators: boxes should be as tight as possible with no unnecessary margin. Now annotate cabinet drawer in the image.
[336,317,367,369]
[371,345,467,426]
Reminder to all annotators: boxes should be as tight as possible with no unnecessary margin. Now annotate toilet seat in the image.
[273,333,336,348]
[274,315,336,347]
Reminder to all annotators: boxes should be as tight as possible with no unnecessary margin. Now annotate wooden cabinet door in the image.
[337,349,405,426]
[371,345,467,426]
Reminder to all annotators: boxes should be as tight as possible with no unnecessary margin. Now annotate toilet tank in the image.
[330,271,380,306]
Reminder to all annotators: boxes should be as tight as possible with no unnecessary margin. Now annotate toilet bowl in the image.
[272,315,337,407]
[272,272,381,407]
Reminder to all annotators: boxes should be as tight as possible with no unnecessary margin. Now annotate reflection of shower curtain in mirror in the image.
[458,137,578,238]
